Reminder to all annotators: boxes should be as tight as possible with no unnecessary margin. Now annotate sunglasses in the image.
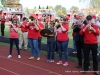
[79,16,82,17]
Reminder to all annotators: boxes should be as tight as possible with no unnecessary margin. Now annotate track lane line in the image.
[0,67,20,75]
[0,55,62,75]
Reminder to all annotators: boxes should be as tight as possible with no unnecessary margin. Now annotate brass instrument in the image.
[88,24,92,33]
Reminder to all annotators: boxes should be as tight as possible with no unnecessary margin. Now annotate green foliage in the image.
[25,7,30,17]
[79,0,100,8]
[90,0,100,8]
[1,0,6,7]
[54,5,66,15]
[70,6,79,11]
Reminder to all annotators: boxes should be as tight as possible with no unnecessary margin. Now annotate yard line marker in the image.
[0,67,20,75]
[0,56,62,75]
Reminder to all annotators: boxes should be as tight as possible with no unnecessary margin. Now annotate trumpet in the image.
[88,24,92,33]
[55,21,63,29]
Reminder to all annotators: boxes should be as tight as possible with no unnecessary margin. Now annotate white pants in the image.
[19,32,28,49]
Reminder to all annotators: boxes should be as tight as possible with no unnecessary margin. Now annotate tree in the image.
[70,6,79,10]
[54,5,66,15]
[39,5,41,9]
[89,0,100,8]
[1,0,6,7]
[79,0,100,8]
[46,5,48,9]
[54,5,62,12]
[61,7,66,14]
[48,6,54,10]
[34,6,36,9]
[25,7,30,17]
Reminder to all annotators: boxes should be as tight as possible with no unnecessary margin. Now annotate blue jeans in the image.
[73,36,77,51]
[47,41,56,60]
[28,38,40,57]
[57,40,69,62]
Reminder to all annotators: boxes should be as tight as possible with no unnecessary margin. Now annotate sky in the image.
[19,0,90,10]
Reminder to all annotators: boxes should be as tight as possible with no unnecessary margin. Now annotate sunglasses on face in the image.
[79,16,82,17]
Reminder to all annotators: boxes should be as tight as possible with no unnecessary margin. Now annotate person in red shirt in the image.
[80,15,99,75]
[37,17,44,50]
[0,15,6,36]
[55,17,69,66]
[26,16,40,60]
[19,17,28,50]
[7,20,21,59]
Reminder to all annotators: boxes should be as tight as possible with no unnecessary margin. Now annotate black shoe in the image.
[76,65,82,68]
[94,71,99,75]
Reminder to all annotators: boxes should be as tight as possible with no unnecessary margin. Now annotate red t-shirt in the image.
[38,23,44,37]
[1,18,5,24]
[27,23,39,39]
[80,25,99,44]
[21,21,28,32]
[56,23,69,41]
[10,26,18,38]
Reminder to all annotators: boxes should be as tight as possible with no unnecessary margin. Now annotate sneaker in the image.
[7,55,12,58]
[18,55,21,58]
[37,57,40,60]
[28,57,34,60]
[63,62,68,66]
[24,49,27,51]
[49,60,54,62]
[97,53,99,56]
[45,59,50,62]
[57,61,62,65]
[72,51,77,54]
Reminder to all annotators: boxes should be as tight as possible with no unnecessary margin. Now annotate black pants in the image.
[38,37,42,50]
[55,42,58,52]
[83,43,98,71]
[76,41,84,66]
[10,38,20,55]
[1,24,5,36]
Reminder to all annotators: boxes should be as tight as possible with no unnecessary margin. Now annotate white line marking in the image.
[0,56,62,75]
[0,67,20,75]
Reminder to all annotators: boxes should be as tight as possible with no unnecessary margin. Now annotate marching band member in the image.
[73,20,84,68]
[56,17,69,66]
[26,16,40,60]
[7,20,21,58]
[19,17,28,50]
[45,21,56,62]
[80,15,99,75]
[73,13,85,68]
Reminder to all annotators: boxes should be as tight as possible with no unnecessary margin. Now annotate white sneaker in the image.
[72,51,77,54]
[7,55,12,58]
[18,55,21,58]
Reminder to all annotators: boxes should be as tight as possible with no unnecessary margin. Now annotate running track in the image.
[0,45,99,75]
